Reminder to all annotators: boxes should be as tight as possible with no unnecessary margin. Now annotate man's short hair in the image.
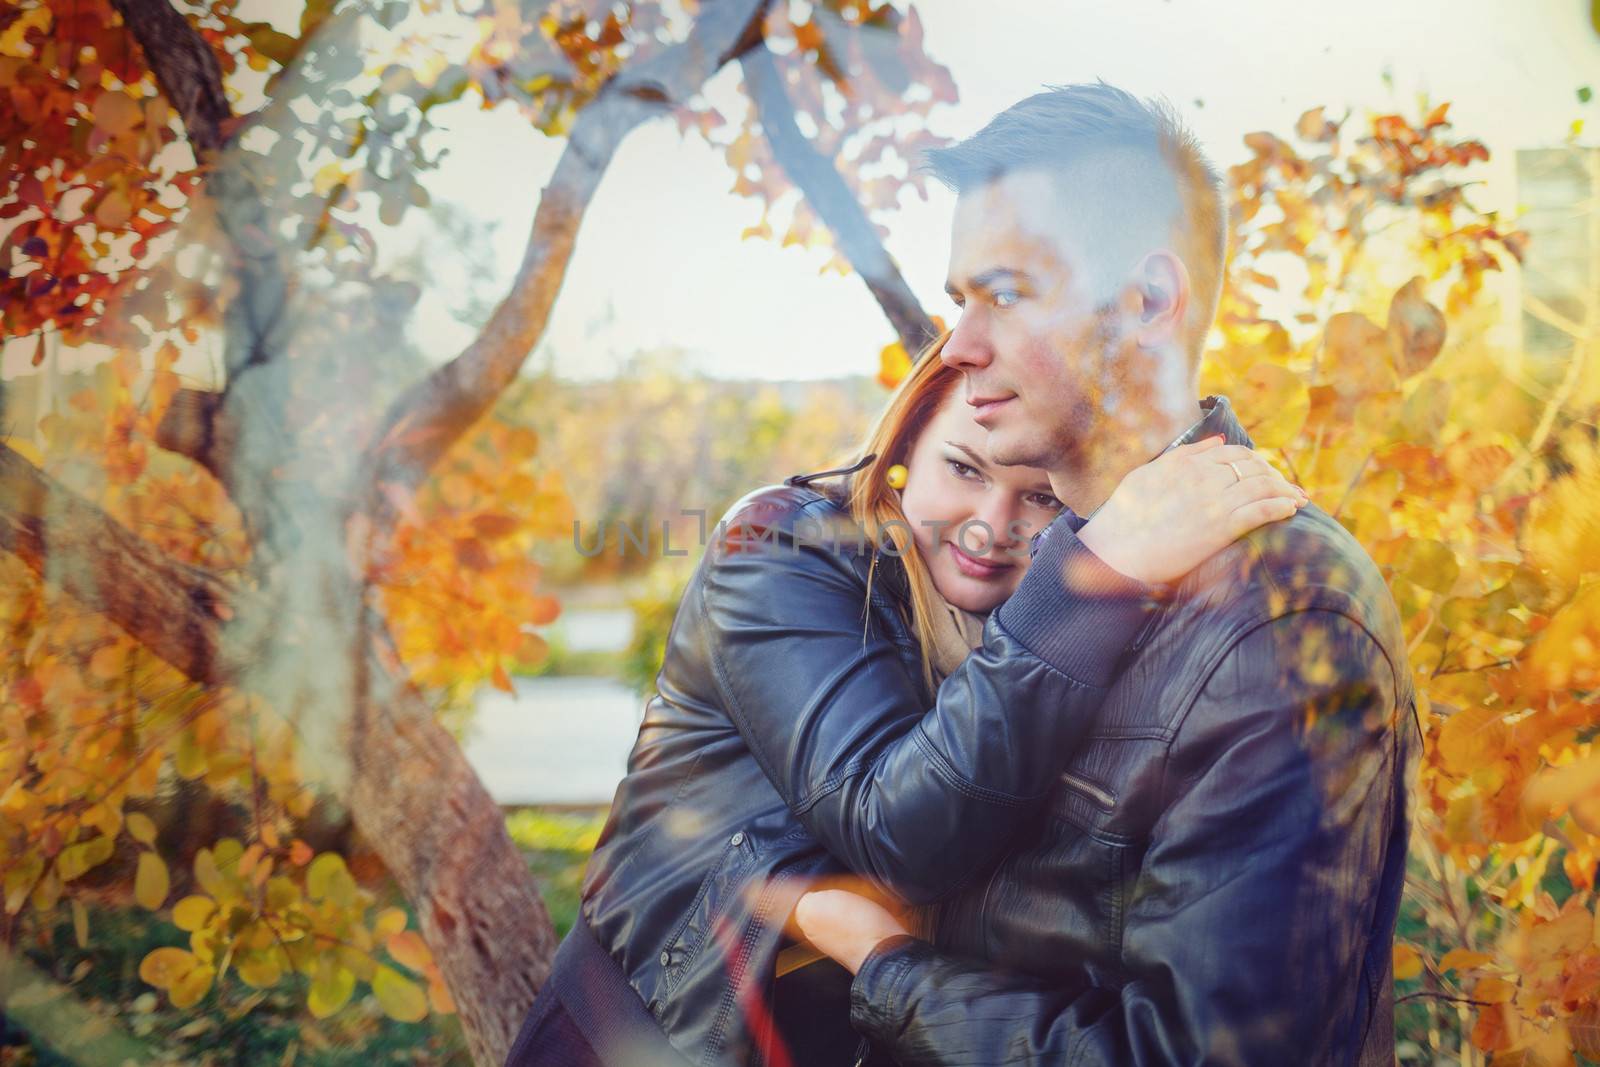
[922,81,1227,365]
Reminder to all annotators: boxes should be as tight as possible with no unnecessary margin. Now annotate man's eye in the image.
[1027,492,1062,510]
[993,290,1021,309]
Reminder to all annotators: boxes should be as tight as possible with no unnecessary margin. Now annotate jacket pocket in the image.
[659,829,758,997]
[1060,770,1117,812]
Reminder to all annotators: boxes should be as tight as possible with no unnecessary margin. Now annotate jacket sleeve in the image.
[847,609,1407,1064]
[699,500,1155,904]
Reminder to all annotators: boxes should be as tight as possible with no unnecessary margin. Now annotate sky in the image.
[394,0,1600,382]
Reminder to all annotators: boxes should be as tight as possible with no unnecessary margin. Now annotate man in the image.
[795,82,1420,1066]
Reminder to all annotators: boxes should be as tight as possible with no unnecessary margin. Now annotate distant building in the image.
[1516,147,1598,358]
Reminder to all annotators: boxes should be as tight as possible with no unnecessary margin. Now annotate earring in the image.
[886,464,908,489]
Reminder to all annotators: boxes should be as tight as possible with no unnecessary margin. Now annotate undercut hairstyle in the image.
[923,81,1228,366]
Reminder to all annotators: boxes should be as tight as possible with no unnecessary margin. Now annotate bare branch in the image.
[0,441,232,685]
[107,0,232,159]
[1524,293,1588,341]
[739,42,938,355]
[360,0,773,526]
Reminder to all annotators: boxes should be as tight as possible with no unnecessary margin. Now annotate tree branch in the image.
[359,0,773,527]
[739,41,937,356]
[110,0,295,502]
[153,387,233,485]
[107,0,232,160]
[0,441,233,685]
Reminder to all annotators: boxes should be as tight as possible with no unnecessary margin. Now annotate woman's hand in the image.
[1077,435,1309,585]
[792,889,911,975]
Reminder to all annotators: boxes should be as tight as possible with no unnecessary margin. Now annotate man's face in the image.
[939,168,1129,474]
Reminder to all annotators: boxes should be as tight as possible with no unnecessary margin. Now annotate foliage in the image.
[510,356,881,583]
[1205,104,1598,1064]
[504,807,604,939]
[619,561,693,696]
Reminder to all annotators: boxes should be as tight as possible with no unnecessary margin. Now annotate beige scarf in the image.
[908,564,988,684]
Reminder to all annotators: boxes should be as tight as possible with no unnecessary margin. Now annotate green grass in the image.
[506,807,606,938]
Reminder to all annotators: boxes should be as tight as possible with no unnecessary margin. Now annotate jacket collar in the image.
[1160,394,1253,455]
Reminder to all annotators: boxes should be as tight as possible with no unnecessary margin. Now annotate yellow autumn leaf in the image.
[307,852,354,903]
[71,897,89,948]
[1526,584,1600,693]
[169,963,215,1008]
[172,895,216,931]
[139,946,197,989]
[193,847,225,896]
[135,851,170,910]
[1473,975,1516,1003]
[29,868,60,912]
[1523,439,1600,594]
[57,833,114,882]
[125,811,157,846]
[372,964,428,1022]
[80,801,122,838]
[1236,362,1309,449]
[428,975,456,1014]
[1385,277,1446,378]
[236,949,283,989]
[877,339,912,390]
[174,733,208,779]
[1523,750,1600,821]
[308,956,356,1018]
[385,930,431,971]
[1394,538,1460,595]
[373,906,408,940]
[4,855,43,916]
[1436,706,1508,777]
[1393,942,1423,981]
[1438,948,1492,973]
[1321,312,1394,395]
[1525,904,1593,960]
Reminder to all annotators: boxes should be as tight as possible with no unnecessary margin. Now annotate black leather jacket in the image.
[848,397,1421,1066]
[580,461,1159,1065]
[580,396,1417,1067]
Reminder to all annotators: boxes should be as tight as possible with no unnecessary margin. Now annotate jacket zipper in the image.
[1061,771,1117,811]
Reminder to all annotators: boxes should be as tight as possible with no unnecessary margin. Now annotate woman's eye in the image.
[947,459,981,481]
[993,290,1021,309]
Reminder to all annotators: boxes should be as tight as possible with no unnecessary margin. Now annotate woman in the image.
[506,334,1304,1067]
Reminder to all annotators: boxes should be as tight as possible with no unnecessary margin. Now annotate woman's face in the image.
[896,392,1063,613]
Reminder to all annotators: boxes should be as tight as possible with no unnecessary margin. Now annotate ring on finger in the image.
[1226,460,1244,484]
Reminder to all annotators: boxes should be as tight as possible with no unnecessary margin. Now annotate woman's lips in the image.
[948,541,1014,580]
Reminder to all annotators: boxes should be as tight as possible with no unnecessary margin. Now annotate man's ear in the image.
[1131,250,1190,347]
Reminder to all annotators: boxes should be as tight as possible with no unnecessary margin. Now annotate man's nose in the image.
[940,310,992,371]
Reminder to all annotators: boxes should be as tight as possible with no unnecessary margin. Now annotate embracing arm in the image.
[701,500,1152,904]
[842,610,1409,1065]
